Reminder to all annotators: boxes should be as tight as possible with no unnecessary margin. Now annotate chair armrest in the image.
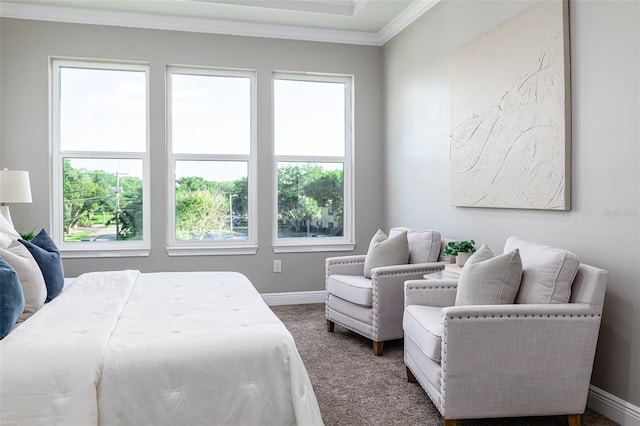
[404,278,458,308]
[372,261,445,276]
[325,255,366,276]
[439,303,603,419]
[369,263,445,340]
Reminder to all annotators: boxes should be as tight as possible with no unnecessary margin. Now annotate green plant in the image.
[19,227,38,241]
[443,240,476,257]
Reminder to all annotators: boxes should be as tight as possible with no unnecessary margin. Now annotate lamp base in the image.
[0,204,15,229]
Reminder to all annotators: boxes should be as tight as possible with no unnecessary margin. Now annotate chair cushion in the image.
[504,236,579,304]
[403,305,443,362]
[390,227,442,264]
[363,229,409,278]
[455,245,523,305]
[327,274,373,307]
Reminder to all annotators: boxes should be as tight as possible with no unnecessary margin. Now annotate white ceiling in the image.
[0,0,441,45]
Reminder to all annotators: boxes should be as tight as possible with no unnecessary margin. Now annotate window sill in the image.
[166,245,258,256]
[60,248,151,259]
[273,242,355,254]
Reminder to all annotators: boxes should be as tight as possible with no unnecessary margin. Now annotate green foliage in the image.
[175,188,228,240]
[277,164,343,236]
[62,159,143,240]
[19,227,38,241]
[443,240,476,257]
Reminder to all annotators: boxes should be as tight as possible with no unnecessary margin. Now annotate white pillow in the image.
[455,244,523,306]
[389,227,441,264]
[0,240,47,321]
[504,236,579,304]
[363,230,409,278]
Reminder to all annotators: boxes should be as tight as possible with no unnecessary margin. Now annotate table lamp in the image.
[0,169,32,228]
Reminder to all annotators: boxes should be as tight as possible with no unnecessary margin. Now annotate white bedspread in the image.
[0,271,323,426]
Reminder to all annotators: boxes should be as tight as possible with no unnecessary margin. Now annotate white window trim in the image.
[272,72,355,253]
[165,66,258,256]
[50,58,151,258]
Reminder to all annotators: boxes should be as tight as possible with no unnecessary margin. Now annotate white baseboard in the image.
[261,290,325,306]
[588,385,640,426]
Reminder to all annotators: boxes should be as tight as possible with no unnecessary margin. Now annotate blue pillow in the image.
[0,256,25,339]
[19,229,64,302]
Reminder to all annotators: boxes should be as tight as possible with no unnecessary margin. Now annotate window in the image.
[51,59,150,257]
[273,73,354,252]
[167,67,256,255]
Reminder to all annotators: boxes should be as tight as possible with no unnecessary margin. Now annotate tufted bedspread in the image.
[0,270,323,426]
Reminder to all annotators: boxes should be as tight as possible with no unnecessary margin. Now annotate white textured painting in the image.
[449,0,571,210]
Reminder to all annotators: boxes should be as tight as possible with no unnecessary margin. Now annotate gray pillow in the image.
[0,240,47,321]
[363,230,409,278]
[389,227,442,264]
[455,244,523,306]
[504,236,579,304]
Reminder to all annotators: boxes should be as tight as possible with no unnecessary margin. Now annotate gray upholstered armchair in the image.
[326,228,451,356]
[403,237,608,426]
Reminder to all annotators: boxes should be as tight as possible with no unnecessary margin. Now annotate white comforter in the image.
[0,271,323,426]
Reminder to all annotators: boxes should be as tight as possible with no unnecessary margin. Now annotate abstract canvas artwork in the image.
[449,0,571,210]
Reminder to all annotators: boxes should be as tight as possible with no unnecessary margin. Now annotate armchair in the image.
[403,237,607,426]
[326,227,452,355]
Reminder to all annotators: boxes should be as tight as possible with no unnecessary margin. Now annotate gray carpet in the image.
[271,303,618,426]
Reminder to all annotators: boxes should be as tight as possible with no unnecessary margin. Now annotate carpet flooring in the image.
[270,303,619,426]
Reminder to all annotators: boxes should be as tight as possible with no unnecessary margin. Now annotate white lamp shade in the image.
[0,170,32,203]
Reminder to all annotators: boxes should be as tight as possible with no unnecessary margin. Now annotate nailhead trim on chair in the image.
[405,285,458,290]
[448,313,601,320]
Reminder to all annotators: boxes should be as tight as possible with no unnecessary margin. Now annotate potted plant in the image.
[443,240,476,266]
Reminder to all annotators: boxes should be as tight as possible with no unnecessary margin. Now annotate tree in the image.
[62,159,112,233]
[277,164,343,235]
[62,160,143,240]
[175,188,228,240]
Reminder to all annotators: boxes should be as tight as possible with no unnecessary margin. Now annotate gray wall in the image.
[0,18,384,294]
[383,0,639,409]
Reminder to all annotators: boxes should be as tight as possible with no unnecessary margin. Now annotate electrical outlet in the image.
[273,259,282,273]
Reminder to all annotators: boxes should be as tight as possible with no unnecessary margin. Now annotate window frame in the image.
[166,66,258,256]
[50,58,151,258]
[272,72,355,253]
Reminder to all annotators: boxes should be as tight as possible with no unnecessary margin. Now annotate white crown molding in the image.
[0,0,436,46]
[376,0,441,45]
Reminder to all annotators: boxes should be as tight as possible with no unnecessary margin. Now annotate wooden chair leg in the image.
[326,320,334,332]
[406,366,416,383]
[443,419,456,426]
[372,340,384,356]
[567,414,581,426]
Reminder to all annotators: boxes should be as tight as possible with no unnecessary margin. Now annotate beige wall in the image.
[383,0,639,410]
[0,18,384,294]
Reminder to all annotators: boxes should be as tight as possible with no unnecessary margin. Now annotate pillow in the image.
[19,228,64,302]
[363,229,409,278]
[0,257,25,339]
[504,236,579,304]
[389,227,442,264]
[455,244,523,306]
[0,240,46,321]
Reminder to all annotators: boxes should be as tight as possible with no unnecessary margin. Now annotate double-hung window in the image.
[273,73,354,252]
[167,67,257,255]
[51,59,150,257]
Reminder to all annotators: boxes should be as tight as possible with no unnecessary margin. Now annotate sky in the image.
[59,66,347,182]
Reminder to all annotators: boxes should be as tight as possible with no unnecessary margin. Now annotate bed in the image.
[0,270,323,426]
